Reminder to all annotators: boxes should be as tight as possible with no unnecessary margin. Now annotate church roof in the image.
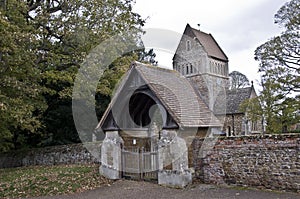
[96,62,221,130]
[135,62,221,127]
[226,87,255,114]
[187,24,228,62]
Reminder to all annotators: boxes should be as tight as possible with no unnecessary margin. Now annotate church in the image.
[172,24,262,136]
[96,24,263,187]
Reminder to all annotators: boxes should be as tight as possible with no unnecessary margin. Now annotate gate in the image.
[122,146,158,181]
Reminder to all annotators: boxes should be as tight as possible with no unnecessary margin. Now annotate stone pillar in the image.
[150,122,159,171]
[158,130,192,188]
[99,131,123,179]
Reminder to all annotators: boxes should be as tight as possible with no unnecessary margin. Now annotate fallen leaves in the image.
[0,164,112,199]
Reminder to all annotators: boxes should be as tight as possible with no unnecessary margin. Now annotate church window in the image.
[190,65,193,74]
[186,40,191,51]
[227,126,231,137]
[251,121,258,131]
[186,64,189,74]
[220,65,223,75]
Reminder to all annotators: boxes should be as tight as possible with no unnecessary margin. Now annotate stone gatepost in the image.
[158,130,192,188]
[99,131,123,179]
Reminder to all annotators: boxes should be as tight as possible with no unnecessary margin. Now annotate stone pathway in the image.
[29,180,299,199]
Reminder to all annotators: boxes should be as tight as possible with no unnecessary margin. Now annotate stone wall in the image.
[2,134,299,192]
[222,114,263,136]
[192,134,300,191]
[223,114,244,136]
[0,142,101,168]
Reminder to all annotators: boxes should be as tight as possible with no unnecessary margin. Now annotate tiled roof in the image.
[97,62,221,129]
[226,87,253,114]
[134,62,221,127]
[188,24,228,62]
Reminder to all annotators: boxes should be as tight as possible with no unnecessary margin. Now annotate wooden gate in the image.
[122,146,158,181]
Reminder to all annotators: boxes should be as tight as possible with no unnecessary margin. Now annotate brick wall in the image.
[192,134,300,191]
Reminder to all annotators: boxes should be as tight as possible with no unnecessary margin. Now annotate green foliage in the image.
[138,48,158,65]
[26,0,145,145]
[0,0,47,151]
[254,0,300,133]
[96,54,139,119]
[255,0,299,94]
[239,97,263,123]
[0,0,147,150]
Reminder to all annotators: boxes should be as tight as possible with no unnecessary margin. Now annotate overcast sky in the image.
[133,0,287,89]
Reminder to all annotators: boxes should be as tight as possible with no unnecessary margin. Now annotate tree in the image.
[254,0,300,133]
[138,48,158,65]
[24,0,146,145]
[255,0,299,95]
[0,1,47,151]
[279,96,300,133]
[259,76,283,133]
[239,97,263,126]
[0,0,147,150]
[229,71,250,90]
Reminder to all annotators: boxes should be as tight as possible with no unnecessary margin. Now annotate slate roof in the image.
[188,24,228,62]
[97,62,221,130]
[226,87,254,114]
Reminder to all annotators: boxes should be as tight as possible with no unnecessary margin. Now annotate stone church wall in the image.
[222,114,244,136]
[192,134,300,192]
[222,114,264,136]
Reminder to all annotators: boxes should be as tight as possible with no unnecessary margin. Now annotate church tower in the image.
[173,24,229,112]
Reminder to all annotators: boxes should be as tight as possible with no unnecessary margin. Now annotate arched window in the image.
[221,66,223,75]
[227,126,231,137]
[186,40,191,51]
[190,65,193,74]
[186,64,189,74]
[251,121,258,131]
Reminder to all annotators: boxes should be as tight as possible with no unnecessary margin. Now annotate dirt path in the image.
[29,180,299,199]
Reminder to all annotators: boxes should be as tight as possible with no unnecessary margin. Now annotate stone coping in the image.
[193,133,300,141]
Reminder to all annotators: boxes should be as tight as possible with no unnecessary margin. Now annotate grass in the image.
[0,164,112,199]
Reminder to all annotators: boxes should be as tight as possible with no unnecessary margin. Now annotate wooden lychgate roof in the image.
[96,62,221,131]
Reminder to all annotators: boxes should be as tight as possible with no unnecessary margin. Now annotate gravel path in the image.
[29,180,299,199]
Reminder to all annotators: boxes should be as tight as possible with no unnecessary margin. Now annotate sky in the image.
[133,0,287,89]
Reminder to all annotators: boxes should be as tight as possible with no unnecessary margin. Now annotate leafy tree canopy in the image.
[254,0,300,133]
[0,0,147,151]
[255,0,299,95]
